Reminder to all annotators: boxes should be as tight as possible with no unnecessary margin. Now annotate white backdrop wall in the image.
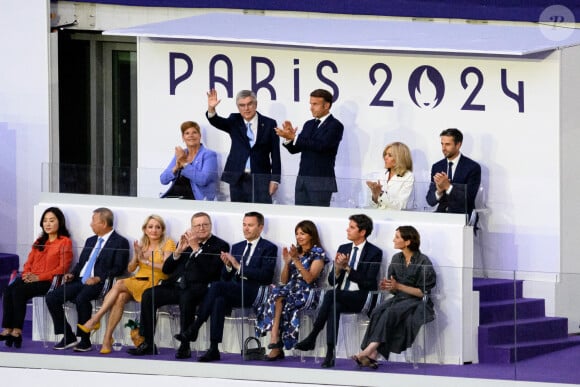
[0,0,51,260]
[136,38,561,277]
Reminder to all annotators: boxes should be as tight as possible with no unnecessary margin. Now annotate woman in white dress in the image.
[366,142,414,210]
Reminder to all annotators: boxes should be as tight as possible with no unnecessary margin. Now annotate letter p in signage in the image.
[169,52,193,95]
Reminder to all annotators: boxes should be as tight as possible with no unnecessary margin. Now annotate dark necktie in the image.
[448,161,454,182]
[343,246,359,290]
[241,242,252,266]
[314,118,321,128]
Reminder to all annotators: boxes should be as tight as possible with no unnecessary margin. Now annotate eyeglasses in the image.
[193,223,211,229]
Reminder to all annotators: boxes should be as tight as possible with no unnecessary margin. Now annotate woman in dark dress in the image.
[255,220,328,360]
[352,225,436,368]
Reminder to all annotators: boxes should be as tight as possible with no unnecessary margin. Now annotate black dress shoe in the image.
[321,355,335,368]
[175,343,192,359]
[198,348,220,362]
[295,337,316,351]
[174,326,198,343]
[127,342,158,356]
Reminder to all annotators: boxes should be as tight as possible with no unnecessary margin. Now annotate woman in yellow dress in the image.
[78,214,175,354]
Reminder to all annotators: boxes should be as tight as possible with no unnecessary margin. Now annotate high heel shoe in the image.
[264,341,285,361]
[100,342,114,354]
[0,333,11,342]
[77,321,101,334]
[6,334,22,348]
[265,348,285,361]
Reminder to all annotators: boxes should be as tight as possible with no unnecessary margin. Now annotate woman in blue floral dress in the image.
[255,220,328,360]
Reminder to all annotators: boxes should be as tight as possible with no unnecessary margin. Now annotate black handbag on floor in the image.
[241,336,265,360]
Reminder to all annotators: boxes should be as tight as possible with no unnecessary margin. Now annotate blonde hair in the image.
[383,142,413,176]
[140,214,167,251]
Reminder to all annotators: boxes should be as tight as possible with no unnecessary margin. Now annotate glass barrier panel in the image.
[3,241,580,384]
[44,163,481,215]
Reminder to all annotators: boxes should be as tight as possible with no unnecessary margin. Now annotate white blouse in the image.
[367,169,415,210]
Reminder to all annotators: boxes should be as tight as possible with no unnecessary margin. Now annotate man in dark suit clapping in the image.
[46,207,129,352]
[173,211,277,361]
[276,89,344,207]
[294,214,382,368]
[127,212,229,356]
[206,89,281,204]
[426,128,481,215]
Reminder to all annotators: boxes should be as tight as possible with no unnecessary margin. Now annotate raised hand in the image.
[207,89,221,113]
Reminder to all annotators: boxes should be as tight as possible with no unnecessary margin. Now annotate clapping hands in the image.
[275,120,297,141]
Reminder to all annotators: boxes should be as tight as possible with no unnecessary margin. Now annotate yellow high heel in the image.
[100,343,113,354]
[77,321,101,334]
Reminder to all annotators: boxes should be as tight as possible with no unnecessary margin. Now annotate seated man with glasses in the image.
[127,212,229,356]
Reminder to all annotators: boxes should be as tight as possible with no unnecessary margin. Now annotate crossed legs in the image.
[80,279,133,352]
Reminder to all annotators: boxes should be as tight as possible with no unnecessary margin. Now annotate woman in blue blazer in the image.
[160,121,219,200]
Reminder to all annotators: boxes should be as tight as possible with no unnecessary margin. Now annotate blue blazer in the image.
[206,111,281,184]
[221,237,277,294]
[426,154,481,214]
[284,114,344,192]
[160,144,219,200]
[328,241,382,293]
[71,231,130,281]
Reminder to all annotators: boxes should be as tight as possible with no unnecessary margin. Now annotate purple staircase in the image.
[473,277,580,363]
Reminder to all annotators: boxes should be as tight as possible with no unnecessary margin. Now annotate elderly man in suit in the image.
[173,211,277,361]
[127,212,230,356]
[276,89,344,207]
[426,128,481,215]
[206,89,281,204]
[294,214,382,368]
[46,207,129,352]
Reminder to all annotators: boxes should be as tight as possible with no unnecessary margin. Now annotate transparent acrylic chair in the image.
[404,294,444,368]
[339,290,382,359]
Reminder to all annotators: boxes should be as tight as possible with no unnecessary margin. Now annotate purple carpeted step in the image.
[473,277,523,302]
[479,317,569,345]
[479,298,545,324]
[479,336,580,363]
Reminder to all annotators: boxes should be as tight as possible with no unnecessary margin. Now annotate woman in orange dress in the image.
[78,214,175,354]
